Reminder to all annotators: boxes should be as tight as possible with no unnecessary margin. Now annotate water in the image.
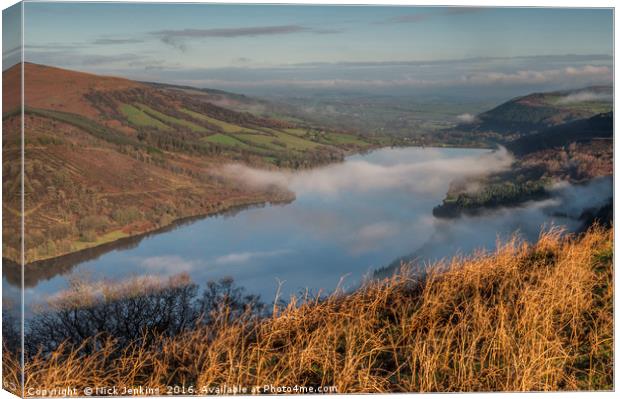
[3,147,612,315]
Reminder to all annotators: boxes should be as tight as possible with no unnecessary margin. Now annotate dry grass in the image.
[4,226,613,395]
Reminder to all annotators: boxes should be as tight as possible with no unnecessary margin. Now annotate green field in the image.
[202,133,252,149]
[272,131,323,150]
[25,107,144,148]
[120,104,170,130]
[180,108,256,133]
[325,133,369,146]
[235,133,286,150]
[283,127,313,137]
[137,104,208,133]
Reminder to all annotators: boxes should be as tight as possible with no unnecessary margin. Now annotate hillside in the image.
[507,112,613,156]
[5,227,613,393]
[146,81,307,125]
[432,84,613,219]
[2,63,379,262]
[459,86,612,137]
[433,110,613,219]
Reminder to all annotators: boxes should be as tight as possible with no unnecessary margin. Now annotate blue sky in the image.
[3,3,614,96]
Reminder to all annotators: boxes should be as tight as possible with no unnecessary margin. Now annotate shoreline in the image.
[11,144,494,268]
[11,195,295,271]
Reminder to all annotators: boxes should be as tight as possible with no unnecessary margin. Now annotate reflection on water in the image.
[2,202,275,289]
[2,147,612,318]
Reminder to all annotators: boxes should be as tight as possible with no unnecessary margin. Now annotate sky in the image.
[2,2,614,97]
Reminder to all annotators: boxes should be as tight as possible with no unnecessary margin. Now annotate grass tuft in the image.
[4,226,613,394]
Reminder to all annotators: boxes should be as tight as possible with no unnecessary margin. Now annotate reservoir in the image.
[3,146,612,315]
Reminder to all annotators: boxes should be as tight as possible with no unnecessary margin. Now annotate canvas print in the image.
[1,1,614,396]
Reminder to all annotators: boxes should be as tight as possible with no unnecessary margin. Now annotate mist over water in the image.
[220,146,513,196]
[6,147,612,316]
[382,176,612,275]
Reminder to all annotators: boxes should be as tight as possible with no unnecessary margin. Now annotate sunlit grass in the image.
[201,133,251,149]
[72,230,130,252]
[136,104,208,133]
[119,104,169,130]
[180,108,256,133]
[6,226,613,394]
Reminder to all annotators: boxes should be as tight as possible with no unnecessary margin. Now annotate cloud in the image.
[565,65,610,76]
[92,38,145,45]
[151,25,340,50]
[140,255,197,274]
[220,147,513,196]
[456,113,477,124]
[556,91,612,104]
[43,273,192,310]
[213,249,292,266]
[143,58,610,92]
[137,250,292,273]
[153,25,308,39]
[461,65,611,86]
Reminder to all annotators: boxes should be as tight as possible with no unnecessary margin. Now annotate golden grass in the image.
[4,226,613,395]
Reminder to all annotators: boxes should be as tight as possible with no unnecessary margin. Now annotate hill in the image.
[145,81,308,125]
[2,63,379,262]
[5,227,612,393]
[507,112,613,156]
[433,109,613,219]
[459,86,612,136]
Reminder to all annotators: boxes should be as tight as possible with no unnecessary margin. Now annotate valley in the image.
[3,63,386,263]
[1,4,614,395]
[1,64,614,267]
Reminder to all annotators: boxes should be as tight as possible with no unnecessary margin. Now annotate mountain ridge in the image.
[459,85,612,136]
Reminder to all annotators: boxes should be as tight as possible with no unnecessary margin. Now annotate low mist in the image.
[382,176,612,276]
[556,91,612,104]
[220,147,513,197]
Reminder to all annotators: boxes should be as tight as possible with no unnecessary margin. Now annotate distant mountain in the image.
[507,112,613,156]
[460,86,612,135]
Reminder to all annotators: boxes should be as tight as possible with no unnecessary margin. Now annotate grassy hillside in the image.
[5,227,612,394]
[460,86,612,137]
[1,63,388,262]
[10,63,377,168]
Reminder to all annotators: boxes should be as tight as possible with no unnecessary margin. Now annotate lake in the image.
[3,146,612,316]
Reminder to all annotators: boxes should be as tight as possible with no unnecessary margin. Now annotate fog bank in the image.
[221,147,512,197]
[379,176,612,277]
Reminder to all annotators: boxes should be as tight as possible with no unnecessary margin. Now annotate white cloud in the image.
[140,255,196,274]
[556,91,612,104]
[213,249,292,266]
[461,65,611,86]
[456,113,477,123]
